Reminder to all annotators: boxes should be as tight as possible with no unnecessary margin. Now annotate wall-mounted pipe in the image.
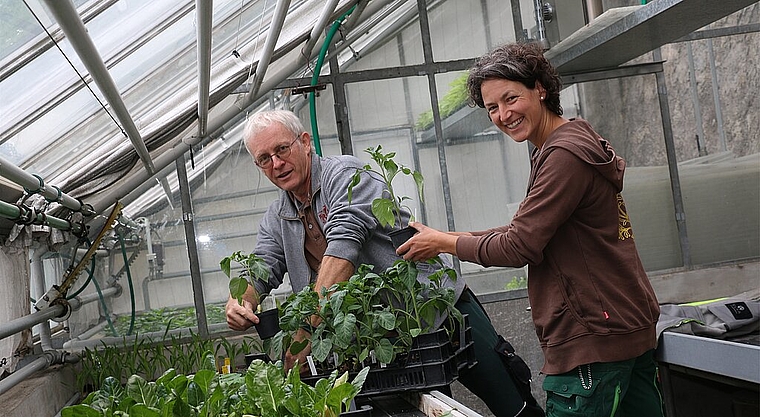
[533,0,549,49]
[0,285,120,342]
[0,199,83,235]
[0,350,79,397]
[31,248,53,351]
[0,155,92,215]
[62,322,233,350]
[0,306,65,342]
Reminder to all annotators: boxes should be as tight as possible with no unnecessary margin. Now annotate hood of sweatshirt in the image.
[539,118,625,192]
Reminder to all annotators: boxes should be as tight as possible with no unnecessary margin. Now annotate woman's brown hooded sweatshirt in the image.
[457,119,660,375]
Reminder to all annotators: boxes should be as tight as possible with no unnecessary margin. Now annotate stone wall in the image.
[581,2,759,166]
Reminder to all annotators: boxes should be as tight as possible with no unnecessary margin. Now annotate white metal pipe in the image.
[301,0,341,61]
[342,0,370,32]
[30,248,53,351]
[0,305,66,341]
[68,319,110,343]
[42,0,157,177]
[69,285,120,309]
[0,285,120,341]
[0,155,91,214]
[0,351,78,397]
[75,248,109,258]
[248,0,292,99]
[196,0,214,137]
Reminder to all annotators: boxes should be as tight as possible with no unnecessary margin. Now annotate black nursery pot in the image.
[389,226,417,249]
[254,308,280,339]
[244,352,272,367]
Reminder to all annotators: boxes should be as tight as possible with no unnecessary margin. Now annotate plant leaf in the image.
[126,374,156,407]
[374,338,395,364]
[228,277,249,304]
[219,257,231,278]
[61,405,100,417]
[371,198,397,228]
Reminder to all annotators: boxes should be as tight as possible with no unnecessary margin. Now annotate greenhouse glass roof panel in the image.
[1,0,401,210]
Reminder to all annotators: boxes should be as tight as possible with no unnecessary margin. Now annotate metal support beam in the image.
[302,0,340,61]
[560,61,665,86]
[653,48,691,268]
[175,156,208,337]
[248,0,292,99]
[329,46,353,155]
[196,0,214,137]
[416,0,456,235]
[42,0,157,178]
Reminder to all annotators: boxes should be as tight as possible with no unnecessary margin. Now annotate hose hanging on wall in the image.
[309,5,356,156]
[66,255,95,300]
[117,231,137,336]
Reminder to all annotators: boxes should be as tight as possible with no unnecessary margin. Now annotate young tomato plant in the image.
[220,250,270,310]
[348,145,424,229]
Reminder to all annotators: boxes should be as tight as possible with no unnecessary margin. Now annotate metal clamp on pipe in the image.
[34,285,68,317]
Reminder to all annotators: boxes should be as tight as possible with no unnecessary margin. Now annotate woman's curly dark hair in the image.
[467,42,563,116]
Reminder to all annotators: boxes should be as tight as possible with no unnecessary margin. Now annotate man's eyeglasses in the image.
[254,135,300,168]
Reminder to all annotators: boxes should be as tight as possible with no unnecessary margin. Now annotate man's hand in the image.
[285,328,312,374]
[225,295,259,331]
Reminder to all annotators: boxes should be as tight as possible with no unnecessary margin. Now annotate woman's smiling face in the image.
[481,78,547,148]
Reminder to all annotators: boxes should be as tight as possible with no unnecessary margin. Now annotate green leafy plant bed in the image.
[63,352,370,417]
[75,332,265,394]
[111,303,227,336]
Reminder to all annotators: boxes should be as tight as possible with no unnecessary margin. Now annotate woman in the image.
[397,42,664,417]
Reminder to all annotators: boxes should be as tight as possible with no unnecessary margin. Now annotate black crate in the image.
[340,405,373,416]
[358,353,460,397]
[455,339,477,372]
[303,314,474,397]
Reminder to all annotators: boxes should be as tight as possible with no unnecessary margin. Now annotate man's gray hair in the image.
[243,110,306,155]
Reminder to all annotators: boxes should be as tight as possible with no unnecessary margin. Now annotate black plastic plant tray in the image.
[357,353,460,397]
[455,340,477,372]
[340,405,373,416]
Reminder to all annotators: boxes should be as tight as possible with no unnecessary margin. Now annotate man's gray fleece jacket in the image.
[251,152,464,301]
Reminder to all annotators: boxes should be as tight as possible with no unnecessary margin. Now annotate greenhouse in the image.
[0,0,758,416]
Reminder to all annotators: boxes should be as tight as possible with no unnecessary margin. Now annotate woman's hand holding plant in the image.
[397,221,466,262]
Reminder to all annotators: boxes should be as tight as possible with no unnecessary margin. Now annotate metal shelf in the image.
[545,0,758,75]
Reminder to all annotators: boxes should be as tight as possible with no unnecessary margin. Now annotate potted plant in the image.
[348,145,424,248]
[221,250,280,339]
[272,258,465,397]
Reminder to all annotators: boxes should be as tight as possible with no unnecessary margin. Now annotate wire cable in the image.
[21,0,127,139]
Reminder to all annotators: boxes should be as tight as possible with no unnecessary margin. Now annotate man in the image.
[225,109,543,416]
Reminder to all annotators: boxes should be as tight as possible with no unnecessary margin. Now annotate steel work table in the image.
[656,331,760,416]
